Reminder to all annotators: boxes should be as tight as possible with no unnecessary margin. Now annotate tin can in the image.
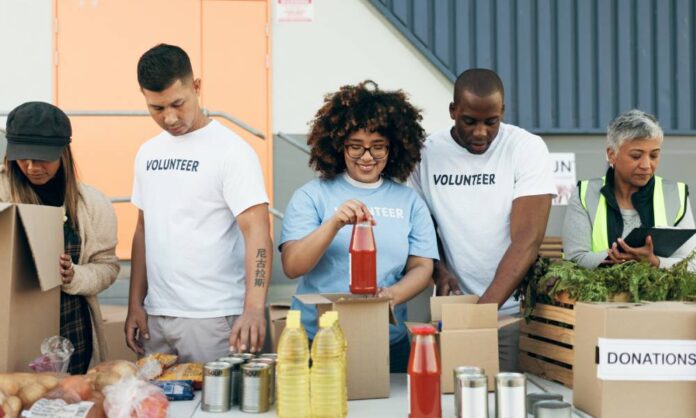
[526,393,563,416]
[249,358,275,404]
[533,400,572,418]
[230,352,256,362]
[456,373,488,418]
[241,363,271,413]
[259,353,278,360]
[217,356,245,406]
[202,362,231,412]
[495,373,526,418]
[454,366,485,418]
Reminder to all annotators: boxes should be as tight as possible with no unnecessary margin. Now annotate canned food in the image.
[217,356,246,406]
[526,393,563,416]
[533,400,572,418]
[241,363,271,413]
[456,373,488,418]
[259,353,278,360]
[454,366,485,418]
[230,352,256,362]
[249,357,275,405]
[495,373,526,418]
[202,362,231,412]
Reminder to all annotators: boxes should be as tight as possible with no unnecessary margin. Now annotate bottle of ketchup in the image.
[408,326,441,418]
[349,218,376,295]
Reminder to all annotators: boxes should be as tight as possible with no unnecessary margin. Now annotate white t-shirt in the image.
[409,123,556,314]
[132,120,269,318]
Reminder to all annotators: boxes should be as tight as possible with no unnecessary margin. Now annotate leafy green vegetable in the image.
[515,252,696,320]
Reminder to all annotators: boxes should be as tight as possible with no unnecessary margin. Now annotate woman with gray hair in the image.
[562,109,695,269]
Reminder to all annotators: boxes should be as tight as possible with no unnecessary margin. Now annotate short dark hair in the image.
[453,68,504,103]
[307,80,425,182]
[137,44,193,91]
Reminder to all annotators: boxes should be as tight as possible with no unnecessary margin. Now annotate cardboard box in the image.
[407,295,520,392]
[574,301,696,418]
[0,203,63,372]
[100,304,137,362]
[295,293,392,400]
[268,302,291,353]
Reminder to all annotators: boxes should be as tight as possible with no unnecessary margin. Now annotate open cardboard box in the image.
[268,302,291,353]
[406,295,520,392]
[100,305,137,362]
[0,203,63,372]
[295,293,395,400]
[574,301,696,418]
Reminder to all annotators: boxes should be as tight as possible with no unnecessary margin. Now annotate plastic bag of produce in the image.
[103,377,168,418]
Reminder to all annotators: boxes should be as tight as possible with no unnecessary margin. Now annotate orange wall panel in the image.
[55,0,272,259]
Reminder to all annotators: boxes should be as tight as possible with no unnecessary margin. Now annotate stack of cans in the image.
[454,366,487,418]
[207,352,276,413]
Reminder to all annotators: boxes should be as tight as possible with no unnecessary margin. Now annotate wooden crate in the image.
[519,292,575,388]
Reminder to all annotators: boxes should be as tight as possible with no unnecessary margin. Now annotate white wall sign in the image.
[550,153,576,206]
[276,0,314,23]
[597,337,696,381]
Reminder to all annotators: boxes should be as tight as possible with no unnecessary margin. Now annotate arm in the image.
[281,199,372,279]
[61,191,120,295]
[562,187,609,268]
[378,256,433,305]
[125,210,149,354]
[479,194,552,307]
[229,203,273,353]
[433,232,462,296]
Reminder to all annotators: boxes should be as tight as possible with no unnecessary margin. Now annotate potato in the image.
[0,378,19,397]
[59,376,93,401]
[37,374,59,390]
[17,383,46,408]
[94,372,120,392]
[5,397,20,418]
[110,361,138,378]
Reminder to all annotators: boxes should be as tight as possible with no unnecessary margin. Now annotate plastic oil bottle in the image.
[276,310,310,418]
[311,315,345,418]
[324,311,347,417]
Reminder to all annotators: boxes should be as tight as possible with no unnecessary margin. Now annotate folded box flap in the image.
[16,204,63,291]
[294,294,333,306]
[268,302,292,321]
[0,202,12,213]
[430,295,479,321]
[442,303,497,330]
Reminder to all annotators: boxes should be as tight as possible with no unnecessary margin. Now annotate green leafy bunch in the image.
[515,252,696,319]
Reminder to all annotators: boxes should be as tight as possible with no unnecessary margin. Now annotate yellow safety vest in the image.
[579,176,687,252]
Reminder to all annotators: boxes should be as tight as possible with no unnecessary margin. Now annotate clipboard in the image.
[622,227,696,257]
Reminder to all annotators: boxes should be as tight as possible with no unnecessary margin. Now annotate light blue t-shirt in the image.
[280,175,439,344]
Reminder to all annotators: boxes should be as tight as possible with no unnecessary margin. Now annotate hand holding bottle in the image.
[331,199,376,229]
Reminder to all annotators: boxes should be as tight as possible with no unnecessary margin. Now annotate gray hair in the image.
[607,109,663,152]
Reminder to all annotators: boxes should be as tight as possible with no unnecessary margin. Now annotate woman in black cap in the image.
[0,101,119,374]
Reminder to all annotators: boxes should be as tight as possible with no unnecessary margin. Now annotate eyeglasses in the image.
[344,143,390,160]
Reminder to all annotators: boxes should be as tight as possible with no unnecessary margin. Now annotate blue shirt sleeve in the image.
[408,195,439,260]
[280,182,324,248]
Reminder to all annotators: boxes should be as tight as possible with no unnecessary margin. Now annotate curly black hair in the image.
[307,80,425,182]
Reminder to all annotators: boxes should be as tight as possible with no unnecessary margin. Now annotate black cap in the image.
[5,101,72,161]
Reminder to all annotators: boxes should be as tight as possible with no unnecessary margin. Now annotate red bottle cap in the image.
[411,326,436,335]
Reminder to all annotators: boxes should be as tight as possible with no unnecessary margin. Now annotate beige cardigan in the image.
[0,167,120,365]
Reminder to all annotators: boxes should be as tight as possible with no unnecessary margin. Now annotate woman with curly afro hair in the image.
[279,81,438,372]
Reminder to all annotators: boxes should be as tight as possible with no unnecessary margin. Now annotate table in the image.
[168,374,593,417]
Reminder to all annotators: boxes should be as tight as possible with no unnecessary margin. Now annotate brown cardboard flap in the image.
[16,204,63,291]
[0,203,12,214]
[295,293,396,325]
[441,303,497,330]
[268,302,291,321]
[430,295,479,321]
[497,315,522,329]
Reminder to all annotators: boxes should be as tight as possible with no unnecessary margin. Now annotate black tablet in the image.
[622,227,696,257]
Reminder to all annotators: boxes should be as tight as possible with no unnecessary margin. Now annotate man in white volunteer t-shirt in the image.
[410,68,555,371]
[125,44,273,362]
